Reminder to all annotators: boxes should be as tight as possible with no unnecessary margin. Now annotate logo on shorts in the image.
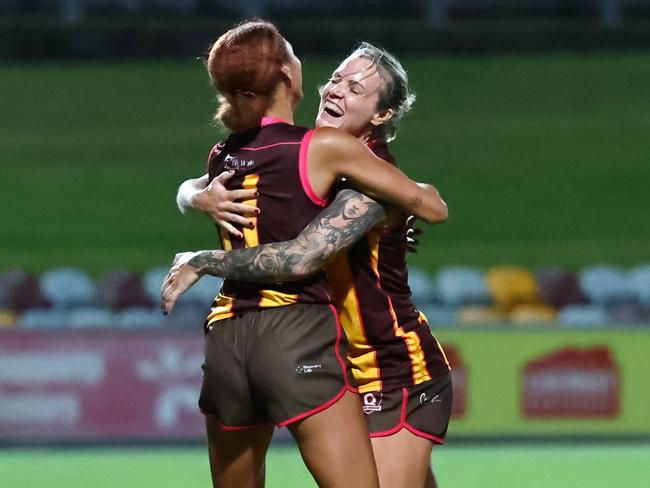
[295,363,322,374]
[362,392,383,414]
[419,392,442,405]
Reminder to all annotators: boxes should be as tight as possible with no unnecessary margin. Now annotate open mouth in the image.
[323,101,343,118]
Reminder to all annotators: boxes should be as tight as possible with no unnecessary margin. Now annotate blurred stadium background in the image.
[1,1,649,487]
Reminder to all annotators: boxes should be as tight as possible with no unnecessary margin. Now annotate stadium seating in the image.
[536,267,588,310]
[0,269,51,312]
[98,270,152,310]
[628,264,650,306]
[417,304,457,327]
[68,307,114,328]
[5,263,650,329]
[558,305,609,328]
[0,309,17,327]
[509,304,557,325]
[486,266,541,312]
[608,303,645,326]
[18,308,71,329]
[457,305,507,325]
[115,307,164,328]
[143,266,170,304]
[408,267,439,306]
[40,267,97,309]
[579,265,631,305]
[436,266,490,307]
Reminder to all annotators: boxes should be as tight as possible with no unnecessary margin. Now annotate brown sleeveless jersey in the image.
[205,117,332,329]
[327,141,450,393]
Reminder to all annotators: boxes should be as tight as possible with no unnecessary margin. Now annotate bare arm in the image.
[308,128,448,224]
[161,189,386,312]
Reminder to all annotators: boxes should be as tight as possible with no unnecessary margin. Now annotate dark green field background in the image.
[3,53,649,275]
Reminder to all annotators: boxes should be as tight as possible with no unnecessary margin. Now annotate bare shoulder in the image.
[310,127,364,156]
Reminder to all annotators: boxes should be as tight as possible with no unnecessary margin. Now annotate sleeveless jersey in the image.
[205,118,332,329]
[326,141,450,393]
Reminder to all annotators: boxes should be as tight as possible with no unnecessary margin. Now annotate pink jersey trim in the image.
[298,129,328,207]
[277,386,348,427]
[346,384,360,394]
[403,423,446,445]
[370,424,404,438]
[370,424,445,444]
[241,141,301,151]
[260,116,287,126]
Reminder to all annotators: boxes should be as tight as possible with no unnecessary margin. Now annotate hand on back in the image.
[194,170,260,239]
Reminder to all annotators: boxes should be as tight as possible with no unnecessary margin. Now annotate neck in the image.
[264,100,293,124]
[264,91,295,125]
[360,127,377,145]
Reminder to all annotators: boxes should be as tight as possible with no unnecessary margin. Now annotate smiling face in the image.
[315,55,389,140]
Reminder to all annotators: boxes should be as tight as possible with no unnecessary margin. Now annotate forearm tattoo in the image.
[188,189,386,282]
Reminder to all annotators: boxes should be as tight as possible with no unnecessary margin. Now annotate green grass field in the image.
[2,53,649,275]
[1,444,648,487]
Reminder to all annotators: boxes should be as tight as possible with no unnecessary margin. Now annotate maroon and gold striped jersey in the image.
[327,142,450,393]
[205,117,332,329]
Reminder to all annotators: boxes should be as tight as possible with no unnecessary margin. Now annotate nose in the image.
[328,83,345,99]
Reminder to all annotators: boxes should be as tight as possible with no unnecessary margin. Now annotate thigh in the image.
[288,389,379,488]
[249,304,354,426]
[371,429,434,488]
[205,415,275,488]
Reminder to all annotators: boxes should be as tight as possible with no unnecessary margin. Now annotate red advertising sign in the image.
[522,346,620,418]
[442,344,467,418]
[0,330,206,441]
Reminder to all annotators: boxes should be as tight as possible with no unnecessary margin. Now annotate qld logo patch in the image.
[362,392,383,414]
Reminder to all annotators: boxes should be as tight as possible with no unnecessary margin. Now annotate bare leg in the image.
[370,428,435,488]
[205,416,275,488]
[425,463,438,488]
[288,390,379,488]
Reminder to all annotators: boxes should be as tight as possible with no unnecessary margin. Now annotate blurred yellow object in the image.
[0,309,17,327]
[486,266,541,312]
[457,305,508,325]
[510,304,557,325]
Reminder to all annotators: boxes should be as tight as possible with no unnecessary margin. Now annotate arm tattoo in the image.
[188,189,386,282]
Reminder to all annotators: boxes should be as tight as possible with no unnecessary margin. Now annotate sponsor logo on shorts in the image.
[295,364,322,374]
[419,392,442,405]
[362,392,383,414]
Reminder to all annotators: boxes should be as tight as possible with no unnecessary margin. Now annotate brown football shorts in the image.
[360,372,452,443]
[198,304,354,429]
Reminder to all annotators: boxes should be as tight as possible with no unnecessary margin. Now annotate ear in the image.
[279,63,293,86]
[370,108,394,127]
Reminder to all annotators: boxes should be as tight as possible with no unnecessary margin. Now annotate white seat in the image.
[436,266,490,306]
[40,267,97,309]
[19,308,70,329]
